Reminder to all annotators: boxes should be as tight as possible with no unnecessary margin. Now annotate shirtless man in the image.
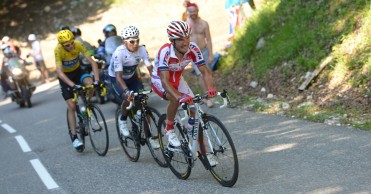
[186,2,214,107]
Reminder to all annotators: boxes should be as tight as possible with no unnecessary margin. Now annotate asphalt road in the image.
[0,80,370,194]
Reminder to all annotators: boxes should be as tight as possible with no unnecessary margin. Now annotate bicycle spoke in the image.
[200,115,239,187]
[143,107,168,167]
[115,107,140,162]
[158,114,192,179]
[88,104,109,156]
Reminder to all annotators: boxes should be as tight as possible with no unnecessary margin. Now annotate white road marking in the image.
[15,135,32,152]
[1,123,16,133]
[30,159,59,190]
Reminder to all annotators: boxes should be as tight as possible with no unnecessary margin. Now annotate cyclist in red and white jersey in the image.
[151,20,217,147]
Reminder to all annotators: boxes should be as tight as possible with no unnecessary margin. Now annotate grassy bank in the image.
[210,0,370,130]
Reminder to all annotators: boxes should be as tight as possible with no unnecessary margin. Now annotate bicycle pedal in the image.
[140,138,146,145]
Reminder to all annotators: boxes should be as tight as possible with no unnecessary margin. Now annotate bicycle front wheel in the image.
[115,107,140,162]
[199,115,239,187]
[144,107,167,167]
[87,104,109,156]
[158,114,192,179]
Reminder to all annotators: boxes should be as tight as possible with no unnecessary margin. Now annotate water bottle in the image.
[80,105,87,118]
[187,117,195,137]
[78,96,86,118]
[135,110,141,123]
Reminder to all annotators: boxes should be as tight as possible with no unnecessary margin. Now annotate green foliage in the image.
[218,0,370,130]
[221,0,369,81]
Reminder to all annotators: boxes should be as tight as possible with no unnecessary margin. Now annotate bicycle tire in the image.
[158,114,192,179]
[199,115,239,187]
[115,107,140,161]
[87,104,109,156]
[66,108,85,152]
[144,107,167,167]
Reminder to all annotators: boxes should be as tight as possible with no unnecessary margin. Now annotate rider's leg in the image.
[66,99,78,136]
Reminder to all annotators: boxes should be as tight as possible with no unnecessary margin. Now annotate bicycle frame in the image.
[126,90,153,137]
[174,91,230,163]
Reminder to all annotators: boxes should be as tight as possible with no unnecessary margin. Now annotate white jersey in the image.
[31,40,44,62]
[108,45,151,80]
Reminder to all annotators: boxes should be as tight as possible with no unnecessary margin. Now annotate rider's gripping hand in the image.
[178,94,193,105]
[122,88,133,101]
[207,87,217,98]
[73,84,83,91]
[93,81,100,88]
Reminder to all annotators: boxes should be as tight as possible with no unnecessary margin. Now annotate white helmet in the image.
[28,34,36,41]
[1,36,9,42]
[121,25,140,39]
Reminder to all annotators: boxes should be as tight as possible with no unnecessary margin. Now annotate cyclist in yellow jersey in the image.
[54,30,101,151]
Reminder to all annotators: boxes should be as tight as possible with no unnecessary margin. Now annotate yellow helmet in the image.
[57,30,74,44]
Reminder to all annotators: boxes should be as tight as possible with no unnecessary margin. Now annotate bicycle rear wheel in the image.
[144,107,167,167]
[66,108,85,152]
[199,115,239,187]
[115,107,140,162]
[158,114,192,179]
[87,104,109,156]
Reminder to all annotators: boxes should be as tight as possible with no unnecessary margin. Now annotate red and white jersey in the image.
[151,42,205,88]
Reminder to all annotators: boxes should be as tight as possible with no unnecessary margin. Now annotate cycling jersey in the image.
[108,45,151,80]
[151,42,205,89]
[54,40,91,73]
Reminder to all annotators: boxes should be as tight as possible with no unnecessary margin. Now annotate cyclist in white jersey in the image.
[108,25,152,138]
[151,21,217,147]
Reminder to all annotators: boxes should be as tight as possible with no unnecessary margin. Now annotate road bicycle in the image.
[115,89,167,167]
[157,90,239,187]
[67,84,109,156]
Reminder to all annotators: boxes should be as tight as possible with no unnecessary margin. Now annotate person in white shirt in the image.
[108,25,152,139]
[28,34,49,83]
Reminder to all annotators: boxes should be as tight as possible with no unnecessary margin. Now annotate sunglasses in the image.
[62,41,74,47]
[125,38,140,44]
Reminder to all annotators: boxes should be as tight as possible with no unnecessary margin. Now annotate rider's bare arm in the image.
[56,65,75,87]
[115,71,128,93]
[86,56,99,82]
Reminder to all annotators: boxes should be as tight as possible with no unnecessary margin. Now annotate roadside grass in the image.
[216,0,370,130]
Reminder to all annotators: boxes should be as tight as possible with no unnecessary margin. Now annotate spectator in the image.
[28,34,50,83]
[181,0,191,21]
[186,2,214,107]
[225,0,255,48]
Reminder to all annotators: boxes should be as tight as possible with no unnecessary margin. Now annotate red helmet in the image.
[167,21,191,39]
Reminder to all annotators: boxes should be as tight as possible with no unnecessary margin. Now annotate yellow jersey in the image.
[54,40,91,73]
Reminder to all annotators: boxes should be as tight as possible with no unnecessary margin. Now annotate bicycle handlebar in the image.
[177,90,230,121]
[126,89,152,110]
[180,89,231,110]
[72,84,107,102]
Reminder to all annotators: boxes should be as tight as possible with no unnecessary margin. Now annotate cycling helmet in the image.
[120,25,140,39]
[167,21,191,39]
[103,24,117,38]
[2,36,10,43]
[28,34,36,41]
[57,30,74,44]
[4,47,14,57]
[59,25,70,31]
[71,27,82,36]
